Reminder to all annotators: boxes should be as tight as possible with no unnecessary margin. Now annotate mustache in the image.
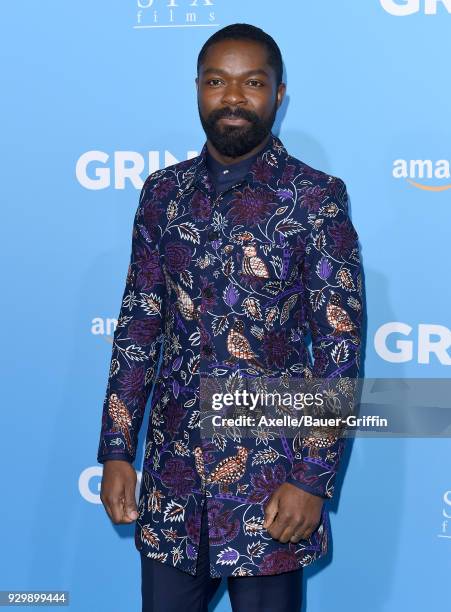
[207,106,259,123]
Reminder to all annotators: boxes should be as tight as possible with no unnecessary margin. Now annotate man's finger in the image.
[279,524,298,544]
[290,520,314,543]
[263,493,279,529]
[110,493,127,524]
[266,511,291,540]
[124,483,138,521]
[290,527,309,544]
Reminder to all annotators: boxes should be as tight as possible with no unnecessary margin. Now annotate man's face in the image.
[196,39,285,158]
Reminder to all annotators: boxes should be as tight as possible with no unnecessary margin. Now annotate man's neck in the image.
[206,133,271,166]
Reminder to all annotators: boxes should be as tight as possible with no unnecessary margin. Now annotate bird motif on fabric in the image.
[225,319,267,372]
[194,446,249,493]
[108,393,133,454]
[163,266,199,321]
[302,432,339,459]
[326,291,356,337]
[241,244,269,279]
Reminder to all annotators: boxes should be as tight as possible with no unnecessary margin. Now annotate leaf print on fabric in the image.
[316,256,333,280]
[139,292,162,316]
[276,189,292,202]
[167,199,178,221]
[177,222,201,245]
[180,269,194,289]
[336,267,356,290]
[275,218,305,237]
[211,314,229,336]
[223,283,240,307]
[331,340,350,365]
[147,552,169,564]
[264,305,279,329]
[217,547,240,566]
[309,289,326,312]
[269,254,283,278]
[163,500,185,523]
[242,296,263,320]
[243,516,264,537]
[251,448,280,465]
[280,294,298,326]
[141,525,160,549]
[222,257,234,277]
[247,541,268,558]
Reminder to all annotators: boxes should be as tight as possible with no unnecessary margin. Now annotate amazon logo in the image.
[392,159,451,191]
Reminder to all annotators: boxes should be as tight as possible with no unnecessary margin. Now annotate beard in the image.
[198,101,277,158]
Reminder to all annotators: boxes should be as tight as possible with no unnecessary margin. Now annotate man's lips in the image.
[217,116,250,126]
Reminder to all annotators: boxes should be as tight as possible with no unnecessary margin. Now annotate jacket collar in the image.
[181,132,290,196]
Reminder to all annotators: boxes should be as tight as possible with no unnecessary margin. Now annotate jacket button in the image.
[207,230,219,241]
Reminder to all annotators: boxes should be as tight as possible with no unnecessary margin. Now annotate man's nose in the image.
[222,82,246,106]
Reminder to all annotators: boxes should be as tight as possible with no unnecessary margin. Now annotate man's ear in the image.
[276,82,286,109]
[195,76,199,92]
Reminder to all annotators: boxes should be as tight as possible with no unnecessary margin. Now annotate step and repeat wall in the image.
[2,1,450,611]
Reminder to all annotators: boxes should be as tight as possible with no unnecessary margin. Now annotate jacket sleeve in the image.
[286,177,363,499]
[96,174,166,464]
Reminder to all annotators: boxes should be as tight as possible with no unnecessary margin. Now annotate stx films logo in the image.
[135,0,219,28]
[380,0,451,15]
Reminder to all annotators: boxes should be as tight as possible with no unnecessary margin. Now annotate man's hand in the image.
[100,460,139,524]
[263,482,324,543]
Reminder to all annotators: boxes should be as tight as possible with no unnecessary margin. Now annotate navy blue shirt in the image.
[205,147,260,194]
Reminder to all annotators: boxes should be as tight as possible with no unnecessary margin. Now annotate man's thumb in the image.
[263,493,279,529]
[124,487,138,520]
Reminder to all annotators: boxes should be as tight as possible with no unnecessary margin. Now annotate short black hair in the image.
[197,23,283,85]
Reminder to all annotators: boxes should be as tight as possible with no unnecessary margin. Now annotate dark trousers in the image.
[141,501,303,612]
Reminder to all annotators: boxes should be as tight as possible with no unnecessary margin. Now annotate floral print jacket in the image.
[97,134,364,577]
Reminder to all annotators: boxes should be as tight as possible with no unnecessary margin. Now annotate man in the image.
[97,23,363,612]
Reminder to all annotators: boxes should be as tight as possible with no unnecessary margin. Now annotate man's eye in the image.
[248,80,263,87]
[207,79,222,86]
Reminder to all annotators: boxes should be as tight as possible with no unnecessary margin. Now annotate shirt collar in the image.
[205,146,260,182]
[186,132,289,195]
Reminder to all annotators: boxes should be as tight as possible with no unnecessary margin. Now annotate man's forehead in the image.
[199,39,270,73]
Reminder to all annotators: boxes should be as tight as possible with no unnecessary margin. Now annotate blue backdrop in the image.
[2,1,450,610]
